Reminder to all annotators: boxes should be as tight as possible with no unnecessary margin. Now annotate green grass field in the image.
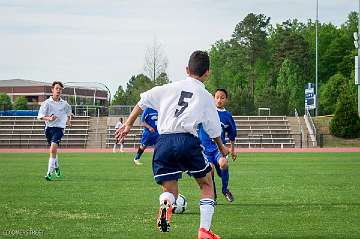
[0,152,360,239]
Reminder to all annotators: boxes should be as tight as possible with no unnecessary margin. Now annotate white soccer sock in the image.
[47,157,56,175]
[199,198,215,230]
[54,156,59,168]
[159,192,175,206]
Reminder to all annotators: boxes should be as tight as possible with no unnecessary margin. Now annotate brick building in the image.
[0,79,109,108]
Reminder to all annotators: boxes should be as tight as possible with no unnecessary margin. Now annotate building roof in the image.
[0,79,108,92]
[0,79,50,87]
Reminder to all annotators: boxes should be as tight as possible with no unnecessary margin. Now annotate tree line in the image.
[0,94,28,111]
[113,12,358,117]
[206,12,358,116]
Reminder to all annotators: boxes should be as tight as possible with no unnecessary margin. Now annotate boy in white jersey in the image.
[37,81,72,181]
[116,51,228,239]
[113,117,124,152]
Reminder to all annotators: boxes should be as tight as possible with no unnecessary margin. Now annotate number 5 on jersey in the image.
[175,91,193,117]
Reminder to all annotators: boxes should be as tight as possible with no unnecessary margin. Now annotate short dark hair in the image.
[188,50,210,77]
[52,81,64,88]
[215,88,228,98]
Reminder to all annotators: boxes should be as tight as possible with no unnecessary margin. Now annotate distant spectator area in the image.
[0,79,109,110]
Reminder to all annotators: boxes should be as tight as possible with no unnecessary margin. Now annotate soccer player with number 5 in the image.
[116,50,228,239]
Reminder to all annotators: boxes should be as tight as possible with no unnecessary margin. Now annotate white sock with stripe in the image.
[199,198,215,230]
[54,156,59,168]
[47,157,56,175]
[159,192,175,206]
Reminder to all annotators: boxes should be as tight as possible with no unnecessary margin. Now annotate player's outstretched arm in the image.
[115,104,143,142]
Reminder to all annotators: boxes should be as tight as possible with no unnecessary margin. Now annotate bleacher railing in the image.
[304,109,317,147]
[295,108,305,148]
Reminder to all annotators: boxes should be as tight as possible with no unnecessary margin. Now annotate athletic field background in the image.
[0,152,359,238]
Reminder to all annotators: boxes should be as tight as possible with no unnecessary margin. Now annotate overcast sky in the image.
[0,0,356,95]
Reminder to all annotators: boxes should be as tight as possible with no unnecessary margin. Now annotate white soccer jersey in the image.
[37,97,72,129]
[138,77,222,138]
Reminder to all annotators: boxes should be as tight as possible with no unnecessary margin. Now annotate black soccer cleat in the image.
[223,189,234,203]
[157,200,172,232]
[54,167,61,177]
[45,173,53,181]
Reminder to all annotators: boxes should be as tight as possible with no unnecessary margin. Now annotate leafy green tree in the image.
[112,85,127,105]
[112,11,358,117]
[337,12,358,77]
[124,74,154,105]
[113,72,170,106]
[232,13,271,99]
[14,96,28,110]
[207,39,251,114]
[318,73,348,115]
[0,93,13,111]
[275,59,304,115]
[330,85,360,138]
[300,21,339,90]
[155,72,171,86]
[321,34,349,81]
[255,84,283,115]
[303,13,356,87]
[269,20,310,83]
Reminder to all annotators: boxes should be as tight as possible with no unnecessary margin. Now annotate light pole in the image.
[354,1,360,115]
[315,0,319,116]
[358,0,360,115]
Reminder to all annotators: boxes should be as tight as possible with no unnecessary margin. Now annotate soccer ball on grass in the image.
[172,194,187,214]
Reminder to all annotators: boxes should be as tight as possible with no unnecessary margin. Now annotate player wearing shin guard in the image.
[37,81,72,181]
[198,88,237,203]
[116,51,228,238]
[133,108,159,165]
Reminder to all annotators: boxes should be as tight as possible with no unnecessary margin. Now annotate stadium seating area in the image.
[0,116,90,148]
[106,115,295,149]
[0,115,294,149]
[106,125,144,149]
[234,116,295,148]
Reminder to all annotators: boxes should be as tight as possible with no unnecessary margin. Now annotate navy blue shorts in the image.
[45,127,64,146]
[152,133,212,184]
[140,131,159,147]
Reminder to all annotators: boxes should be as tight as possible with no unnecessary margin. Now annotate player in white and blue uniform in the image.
[116,51,229,239]
[37,81,72,181]
[198,88,237,203]
[133,108,159,165]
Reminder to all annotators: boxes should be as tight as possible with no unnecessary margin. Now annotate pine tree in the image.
[329,85,360,138]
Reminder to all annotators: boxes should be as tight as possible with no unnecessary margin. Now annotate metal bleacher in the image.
[0,116,90,148]
[234,116,295,148]
[106,125,143,149]
[105,115,295,149]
